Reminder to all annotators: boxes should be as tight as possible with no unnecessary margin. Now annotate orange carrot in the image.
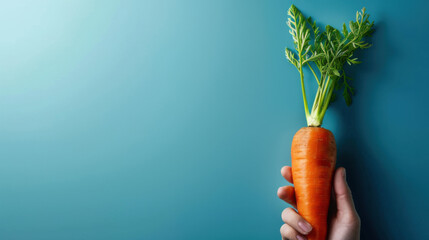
[284,5,373,239]
[291,127,336,240]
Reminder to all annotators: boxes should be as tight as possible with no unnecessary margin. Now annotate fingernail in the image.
[343,168,347,179]
[296,234,307,240]
[298,220,312,233]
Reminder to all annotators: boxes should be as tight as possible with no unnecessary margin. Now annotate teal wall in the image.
[0,0,428,239]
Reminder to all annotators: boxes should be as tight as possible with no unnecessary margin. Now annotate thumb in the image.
[333,167,357,216]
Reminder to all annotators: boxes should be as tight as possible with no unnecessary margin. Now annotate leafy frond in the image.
[285,48,299,68]
[284,5,374,126]
[287,5,311,54]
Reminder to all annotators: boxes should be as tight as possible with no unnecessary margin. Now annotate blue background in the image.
[0,0,428,239]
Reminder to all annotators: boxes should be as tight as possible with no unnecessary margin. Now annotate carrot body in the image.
[291,127,336,240]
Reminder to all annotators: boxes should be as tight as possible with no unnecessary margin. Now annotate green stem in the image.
[319,80,335,120]
[307,63,320,86]
[311,87,322,113]
[318,75,331,113]
[299,63,310,120]
[307,71,337,126]
[311,73,325,113]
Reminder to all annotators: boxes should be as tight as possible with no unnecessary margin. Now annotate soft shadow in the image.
[330,21,410,239]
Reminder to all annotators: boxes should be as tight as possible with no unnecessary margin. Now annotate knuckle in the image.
[340,211,361,226]
[351,213,361,226]
[280,224,296,238]
[280,224,286,234]
[281,208,287,218]
[281,208,291,219]
[281,207,297,223]
[285,207,295,215]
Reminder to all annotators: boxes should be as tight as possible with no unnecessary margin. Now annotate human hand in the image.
[277,166,361,240]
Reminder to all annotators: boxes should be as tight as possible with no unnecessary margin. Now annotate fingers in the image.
[278,166,296,208]
[280,223,306,240]
[277,186,297,208]
[333,167,359,221]
[281,208,313,236]
[281,166,293,184]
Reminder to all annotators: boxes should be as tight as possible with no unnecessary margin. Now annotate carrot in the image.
[283,6,373,239]
[291,127,336,240]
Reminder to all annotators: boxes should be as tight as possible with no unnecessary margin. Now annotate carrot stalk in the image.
[291,127,336,240]
[285,5,374,126]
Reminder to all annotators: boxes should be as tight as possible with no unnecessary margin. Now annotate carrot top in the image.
[285,5,374,127]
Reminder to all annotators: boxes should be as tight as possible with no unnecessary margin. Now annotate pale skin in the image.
[278,166,361,240]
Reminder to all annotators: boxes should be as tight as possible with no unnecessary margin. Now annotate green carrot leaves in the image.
[285,5,374,126]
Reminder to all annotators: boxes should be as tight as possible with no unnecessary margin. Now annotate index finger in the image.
[281,166,293,184]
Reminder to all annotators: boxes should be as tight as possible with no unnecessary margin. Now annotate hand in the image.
[277,166,361,240]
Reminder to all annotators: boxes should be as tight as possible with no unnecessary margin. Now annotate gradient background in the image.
[0,0,428,239]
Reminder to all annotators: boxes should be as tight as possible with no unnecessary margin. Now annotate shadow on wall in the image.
[331,21,413,240]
